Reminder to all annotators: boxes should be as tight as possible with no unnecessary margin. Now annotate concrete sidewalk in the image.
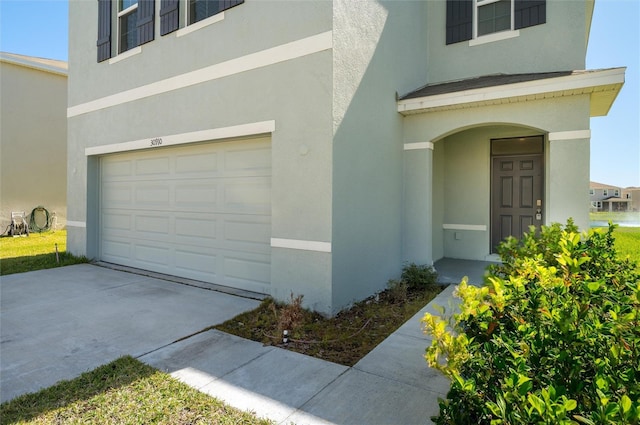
[141,284,468,424]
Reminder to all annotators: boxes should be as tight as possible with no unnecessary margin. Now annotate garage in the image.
[99,137,272,294]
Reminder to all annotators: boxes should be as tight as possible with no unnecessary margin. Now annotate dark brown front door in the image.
[491,154,543,252]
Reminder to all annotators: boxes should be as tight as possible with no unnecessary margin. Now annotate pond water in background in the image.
[590,221,640,228]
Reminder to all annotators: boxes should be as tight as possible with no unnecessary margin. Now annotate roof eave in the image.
[0,53,68,77]
[397,68,625,117]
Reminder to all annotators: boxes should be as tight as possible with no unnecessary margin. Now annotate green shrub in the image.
[422,221,640,424]
[401,262,438,290]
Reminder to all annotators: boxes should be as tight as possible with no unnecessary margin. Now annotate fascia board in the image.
[398,68,625,114]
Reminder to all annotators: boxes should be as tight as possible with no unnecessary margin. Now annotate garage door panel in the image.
[225,219,270,246]
[225,146,271,173]
[135,185,171,205]
[100,138,271,294]
[102,184,132,204]
[102,212,132,231]
[223,179,271,213]
[136,157,170,175]
[103,159,132,178]
[175,249,218,276]
[175,216,217,240]
[174,183,218,208]
[135,215,170,236]
[224,255,270,288]
[176,152,219,175]
[134,243,171,268]
[102,239,132,262]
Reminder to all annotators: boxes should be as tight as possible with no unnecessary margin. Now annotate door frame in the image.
[490,135,545,253]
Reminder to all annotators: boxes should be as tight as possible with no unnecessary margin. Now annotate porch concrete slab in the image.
[198,347,349,423]
[141,330,275,390]
[434,258,494,285]
[0,264,260,403]
[353,332,449,396]
[285,368,441,425]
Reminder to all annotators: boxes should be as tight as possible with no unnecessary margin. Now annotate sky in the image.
[0,0,638,188]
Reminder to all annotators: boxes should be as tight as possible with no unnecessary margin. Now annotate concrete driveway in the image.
[0,264,260,403]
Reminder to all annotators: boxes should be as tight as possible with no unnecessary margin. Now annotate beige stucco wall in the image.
[0,61,67,232]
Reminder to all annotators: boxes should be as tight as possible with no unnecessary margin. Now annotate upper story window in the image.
[614,189,620,197]
[476,0,511,37]
[446,0,546,45]
[118,0,139,53]
[189,0,223,24]
[603,189,609,197]
[97,0,243,62]
[589,189,595,196]
[97,0,155,62]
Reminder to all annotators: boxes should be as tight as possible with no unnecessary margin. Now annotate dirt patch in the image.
[215,285,444,366]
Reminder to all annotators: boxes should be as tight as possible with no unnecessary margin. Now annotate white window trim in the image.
[603,189,609,196]
[117,2,139,55]
[614,189,620,197]
[109,45,142,64]
[470,0,519,46]
[177,10,225,37]
[469,29,519,46]
[589,189,595,196]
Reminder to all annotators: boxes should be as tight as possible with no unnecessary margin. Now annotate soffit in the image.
[398,68,625,117]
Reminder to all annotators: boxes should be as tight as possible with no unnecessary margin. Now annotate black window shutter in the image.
[160,0,179,35]
[446,0,472,45]
[515,0,546,29]
[97,0,112,62]
[220,0,244,13]
[137,0,155,45]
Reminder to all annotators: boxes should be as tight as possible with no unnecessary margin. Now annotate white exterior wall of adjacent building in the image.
[0,55,67,232]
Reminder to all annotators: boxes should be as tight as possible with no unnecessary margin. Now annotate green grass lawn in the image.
[604,226,640,265]
[0,356,272,425]
[0,230,88,275]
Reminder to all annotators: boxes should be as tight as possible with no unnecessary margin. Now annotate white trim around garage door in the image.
[85,120,276,156]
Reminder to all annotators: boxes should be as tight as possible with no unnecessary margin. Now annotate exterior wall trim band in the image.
[548,130,591,141]
[404,142,434,151]
[442,224,487,231]
[68,31,333,117]
[270,238,332,253]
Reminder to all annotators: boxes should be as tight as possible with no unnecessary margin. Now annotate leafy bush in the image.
[422,221,640,424]
[401,262,438,290]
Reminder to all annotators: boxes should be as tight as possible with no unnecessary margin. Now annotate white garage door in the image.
[100,137,271,294]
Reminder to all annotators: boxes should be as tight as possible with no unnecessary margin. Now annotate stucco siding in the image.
[1,61,67,231]
[424,0,589,86]
[68,0,332,107]
[67,0,337,312]
[331,0,428,312]
[403,94,591,260]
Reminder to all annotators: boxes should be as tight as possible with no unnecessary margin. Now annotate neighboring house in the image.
[0,52,67,232]
[622,187,640,212]
[590,181,629,212]
[67,0,625,315]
